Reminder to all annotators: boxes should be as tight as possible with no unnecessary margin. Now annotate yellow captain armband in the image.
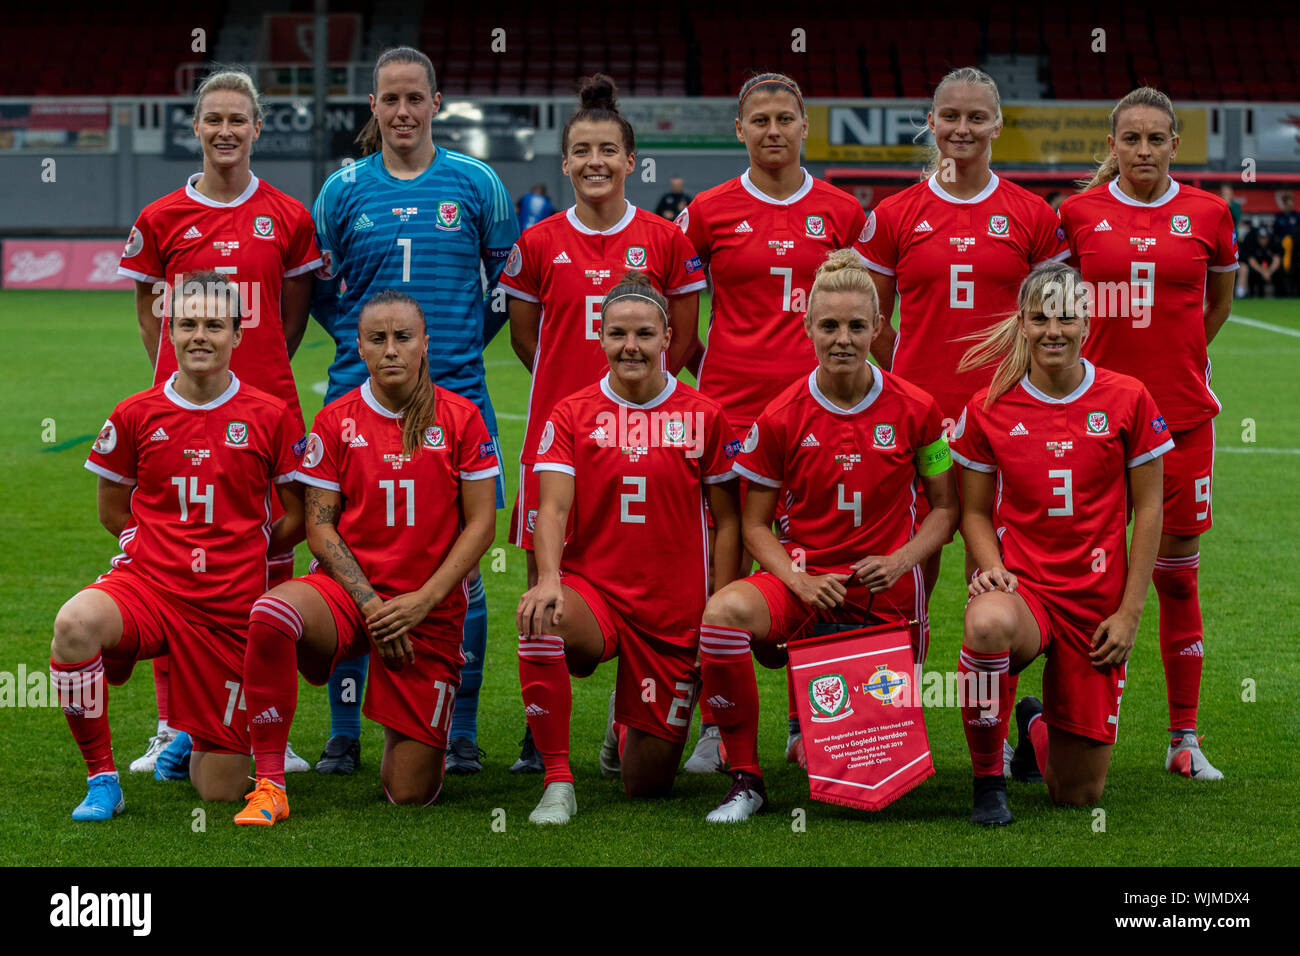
[916,436,952,476]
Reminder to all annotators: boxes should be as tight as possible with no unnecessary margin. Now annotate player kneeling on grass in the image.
[515,272,741,825]
[949,262,1168,826]
[235,290,499,825]
[53,272,305,820]
[698,250,959,822]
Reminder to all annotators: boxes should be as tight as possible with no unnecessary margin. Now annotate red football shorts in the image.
[299,571,466,750]
[1016,581,1127,745]
[564,572,699,744]
[1161,420,1214,535]
[747,567,929,664]
[86,565,250,753]
[511,463,575,551]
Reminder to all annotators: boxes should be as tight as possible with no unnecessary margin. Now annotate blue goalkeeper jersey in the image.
[310,148,520,431]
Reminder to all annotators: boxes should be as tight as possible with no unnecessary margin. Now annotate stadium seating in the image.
[6,1,1299,100]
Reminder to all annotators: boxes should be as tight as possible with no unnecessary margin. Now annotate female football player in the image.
[854,67,1069,777]
[675,72,867,772]
[501,74,706,770]
[1060,88,1237,780]
[310,47,519,774]
[696,250,959,822]
[54,273,304,819]
[116,68,321,775]
[515,273,740,824]
[235,290,499,825]
[950,262,1169,825]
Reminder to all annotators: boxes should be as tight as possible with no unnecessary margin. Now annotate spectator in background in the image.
[1273,192,1299,295]
[654,175,692,220]
[1044,190,1065,212]
[1246,226,1284,298]
[1222,185,1246,297]
[518,183,555,230]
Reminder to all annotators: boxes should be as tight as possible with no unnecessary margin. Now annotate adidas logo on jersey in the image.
[524,703,549,717]
[553,251,571,264]
[914,220,934,233]
[353,213,375,232]
[589,425,609,443]
[149,428,170,442]
[183,226,202,240]
[1094,219,1112,232]
[800,433,820,447]
[1009,422,1029,436]
[349,434,369,448]
[706,695,735,710]
[735,220,753,233]
[251,707,283,725]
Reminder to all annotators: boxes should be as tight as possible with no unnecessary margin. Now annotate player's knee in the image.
[192,764,248,803]
[962,599,1014,652]
[623,771,673,799]
[52,601,105,662]
[1049,779,1104,807]
[701,586,754,631]
[382,775,437,806]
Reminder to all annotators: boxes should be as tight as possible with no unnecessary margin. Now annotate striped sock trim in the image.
[251,596,304,640]
[700,624,752,658]
[466,575,487,603]
[517,634,566,661]
[1154,552,1200,571]
[959,648,1011,675]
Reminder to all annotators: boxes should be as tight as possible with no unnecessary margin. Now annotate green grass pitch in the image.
[1,289,1297,865]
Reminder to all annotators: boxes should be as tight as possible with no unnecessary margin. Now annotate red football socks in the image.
[52,654,115,777]
[517,634,573,785]
[244,596,304,786]
[1154,554,1203,732]
[700,624,761,776]
[1028,712,1050,777]
[959,645,1012,777]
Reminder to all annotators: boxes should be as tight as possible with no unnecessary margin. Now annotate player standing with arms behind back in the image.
[950,263,1168,825]
[117,68,322,776]
[500,74,705,771]
[854,67,1068,585]
[675,72,866,772]
[311,47,519,775]
[1059,88,1237,780]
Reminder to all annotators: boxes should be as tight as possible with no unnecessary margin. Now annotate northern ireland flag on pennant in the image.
[787,619,933,811]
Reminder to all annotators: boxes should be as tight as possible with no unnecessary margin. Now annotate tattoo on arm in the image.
[307,487,378,609]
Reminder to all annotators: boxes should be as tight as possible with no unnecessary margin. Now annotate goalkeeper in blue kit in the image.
[309,46,520,774]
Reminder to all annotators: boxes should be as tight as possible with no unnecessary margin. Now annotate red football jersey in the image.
[855,173,1069,422]
[534,374,736,648]
[295,380,500,619]
[733,368,946,575]
[499,202,707,464]
[679,170,867,431]
[1060,178,1238,430]
[949,360,1174,623]
[84,373,303,631]
[117,174,323,425]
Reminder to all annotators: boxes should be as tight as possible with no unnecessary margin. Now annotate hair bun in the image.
[578,73,618,111]
[619,270,653,288]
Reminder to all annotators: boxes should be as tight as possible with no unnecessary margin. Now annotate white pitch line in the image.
[311,380,328,395]
[496,412,527,420]
[1215,446,1300,455]
[1227,314,1300,339]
